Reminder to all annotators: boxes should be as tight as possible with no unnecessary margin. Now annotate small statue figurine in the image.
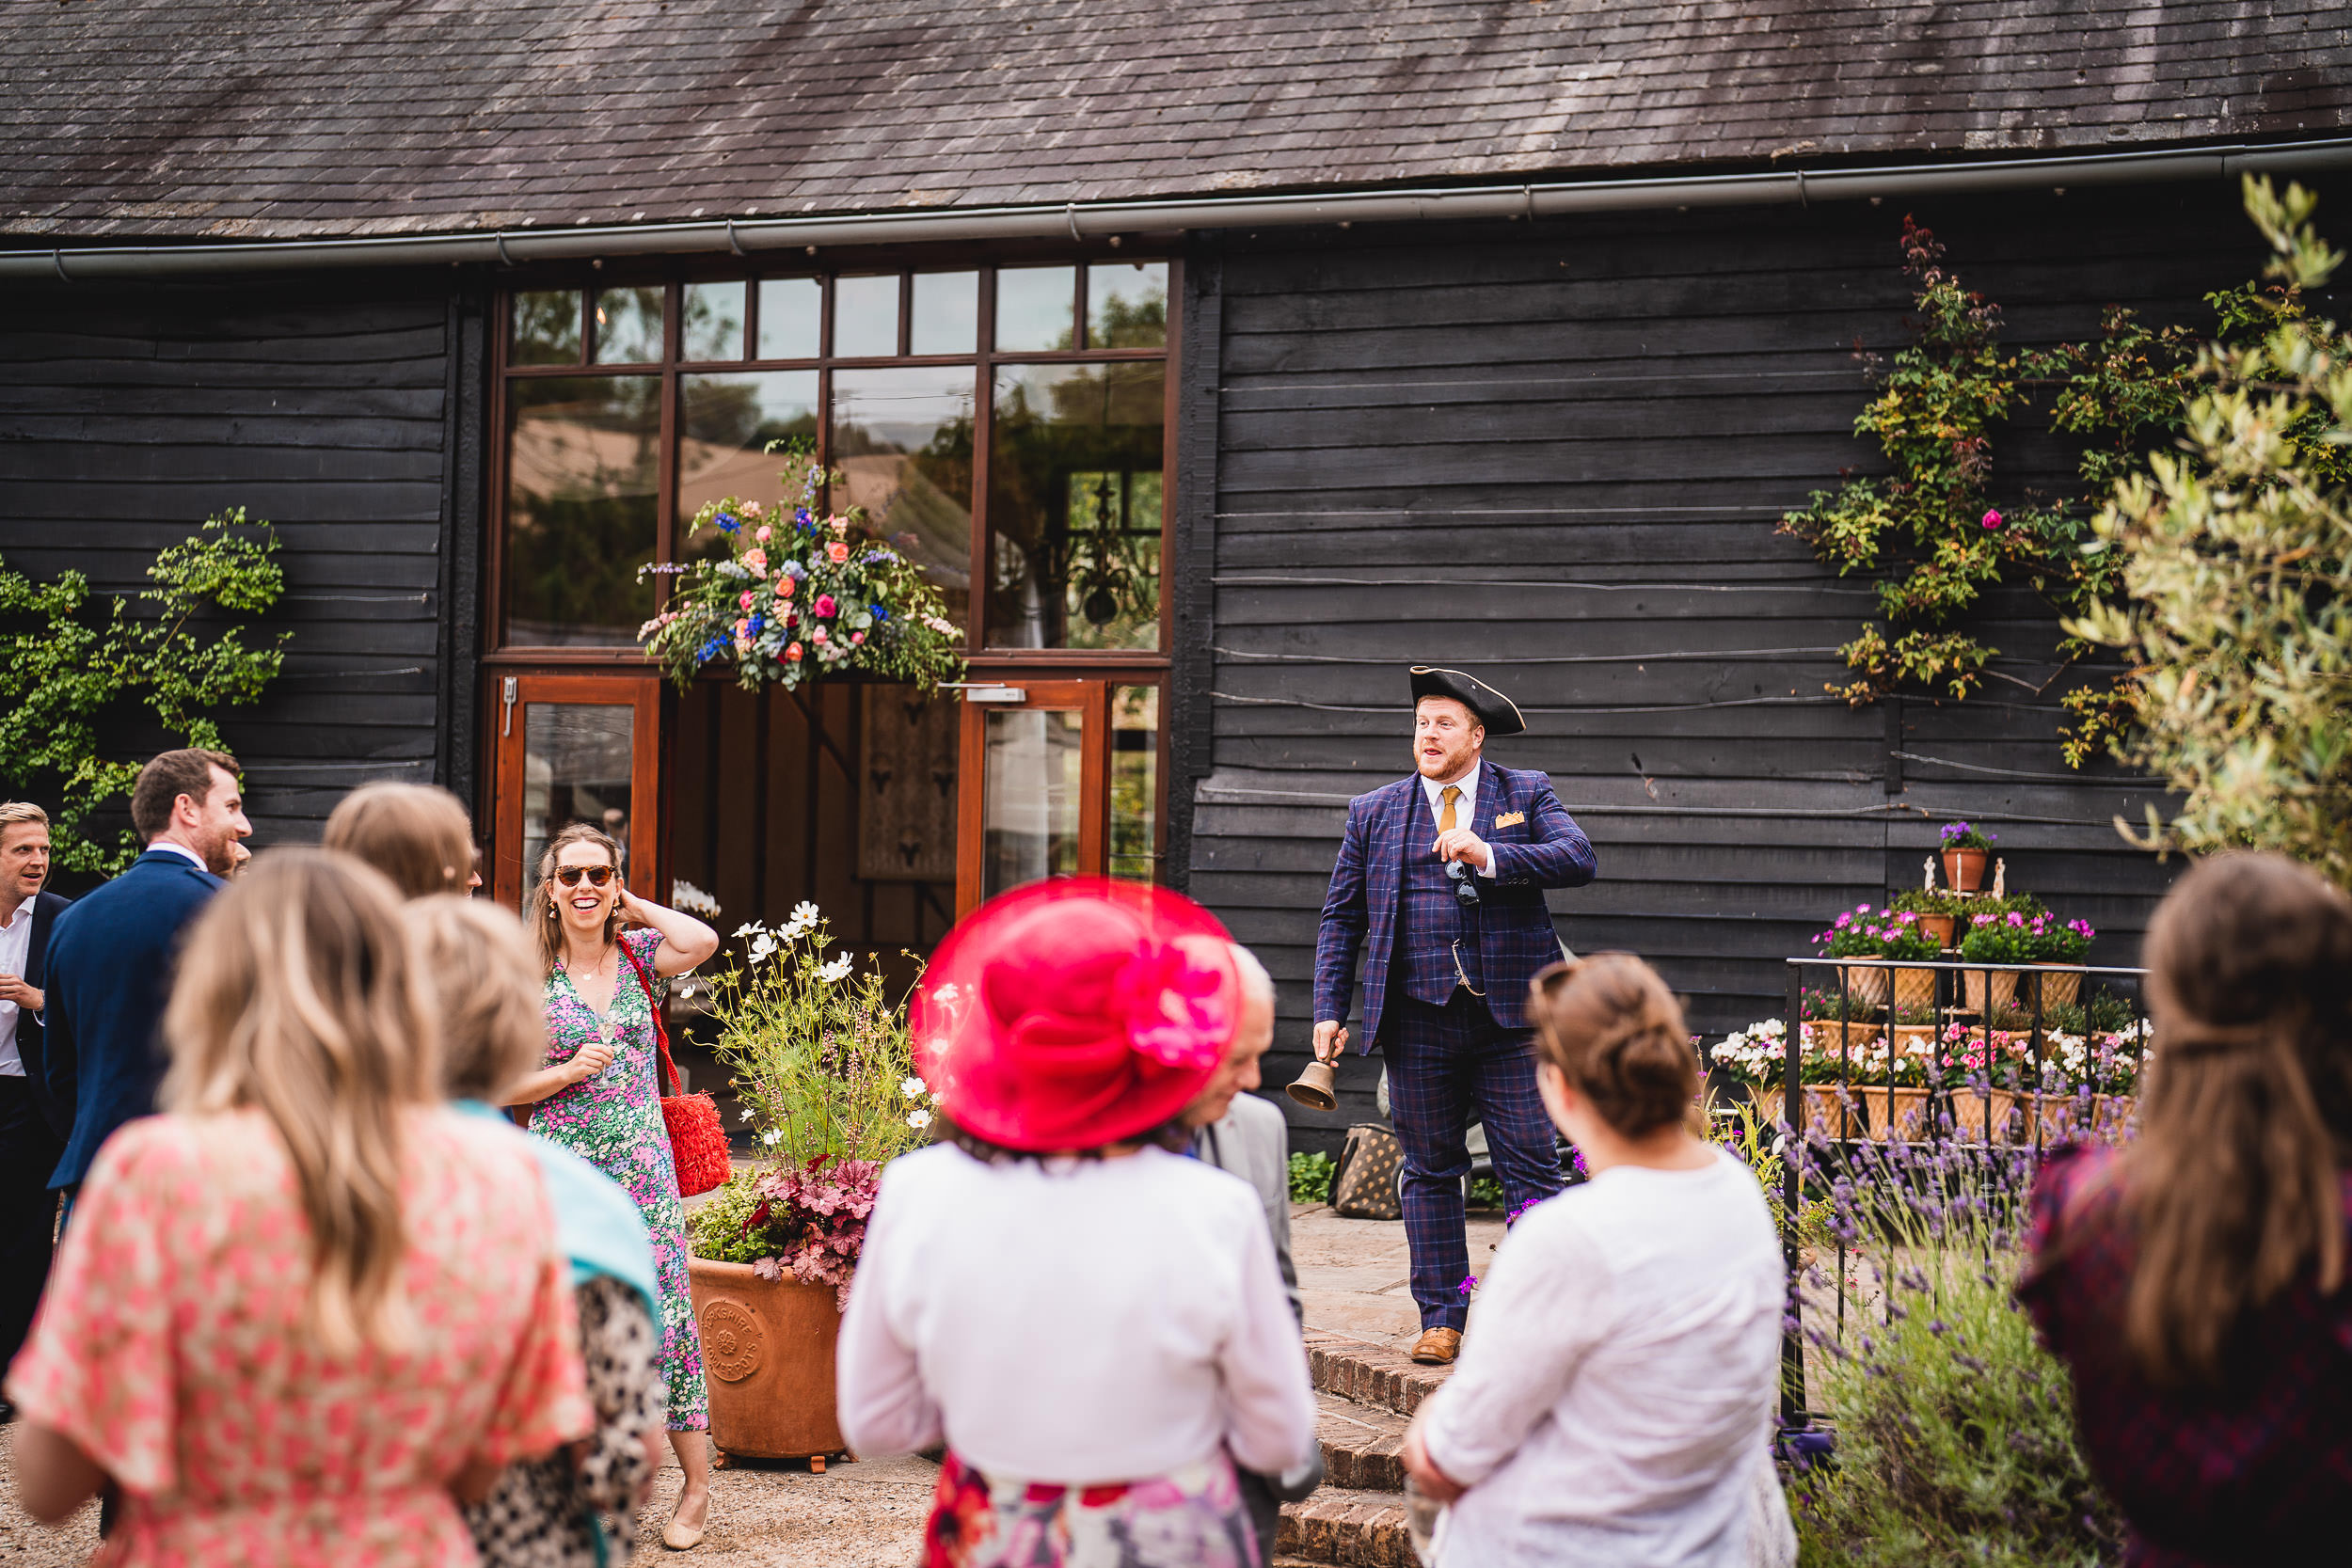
[1923,856,1937,894]
[1993,858,2007,898]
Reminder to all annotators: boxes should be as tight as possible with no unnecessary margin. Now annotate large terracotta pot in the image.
[1832,963,1890,1006]
[1962,967,2019,1016]
[2033,965,2085,1010]
[1851,1085,1933,1142]
[1916,911,1958,948]
[688,1258,847,1460]
[1949,1088,2019,1144]
[1942,847,1990,893]
[1888,966,1938,1014]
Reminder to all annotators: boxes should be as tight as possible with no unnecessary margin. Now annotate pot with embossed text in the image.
[687,1258,848,1460]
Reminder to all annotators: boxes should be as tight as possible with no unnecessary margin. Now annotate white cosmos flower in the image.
[931,981,960,1005]
[906,1108,932,1131]
[732,921,763,940]
[761,1128,782,1146]
[792,900,821,927]
[900,1075,927,1099]
[748,934,778,965]
[739,1106,756,1122]
[818,953,854,985]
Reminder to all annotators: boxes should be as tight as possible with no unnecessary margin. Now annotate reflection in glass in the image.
[831,368,975,629]
[678,372,821,546]
[995,266,1076,351]
[505,377,660,645]
[524,703,635,885]
[1110,686,1161,883]
[834,275,900,357]
[682,282,746,361]
[757,277,822,360]
[591,288,665,363]
[513,292,581,366]
[982,706,1082,900]
[987,362,1165,650]
[910,271,978,355]
[1089,262,1168,349]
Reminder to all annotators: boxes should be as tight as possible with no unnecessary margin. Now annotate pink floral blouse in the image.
[6,1107,594,1567]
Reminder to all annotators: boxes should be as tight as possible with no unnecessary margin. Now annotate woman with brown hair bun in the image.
[2020,851,2352,1565]
[323,782,482,898]
[1399,951,1788,1567]
[5,849,592,1562]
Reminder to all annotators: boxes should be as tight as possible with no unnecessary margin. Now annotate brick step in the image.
[1315,1389,1410,1492]
[1304,1328,1453,1418]
[1278,1486,1416,1566]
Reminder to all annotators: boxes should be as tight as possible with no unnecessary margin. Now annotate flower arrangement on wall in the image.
[638,441,965,694]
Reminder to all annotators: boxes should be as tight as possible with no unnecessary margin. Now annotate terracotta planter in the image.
[1851,1085,1934,1142]
[1916,912,1957,948]
[1889,966,1939,1013]
[1756,1085,1868,1139]
[2096,1094,2137,1136]
[1949,1088,2020,1144]
[2032,965,2085,1010]
[1942,847,1990,892]
[1962,968,2019,1015]
[1832,963,1890,1006]
[688,1257,847,1460]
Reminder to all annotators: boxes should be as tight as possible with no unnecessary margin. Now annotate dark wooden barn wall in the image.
[1180,181,2332,1148]
[0,275,479,875]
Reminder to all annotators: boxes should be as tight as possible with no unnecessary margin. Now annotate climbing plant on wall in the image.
[0,510,286,874]
[1779,218,2199,767]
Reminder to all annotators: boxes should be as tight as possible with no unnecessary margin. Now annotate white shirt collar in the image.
[1419,762,1480,818]
[0,898,29,931]
[147,840,209,870]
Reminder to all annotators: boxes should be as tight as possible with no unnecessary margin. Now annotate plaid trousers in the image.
[1379,990,1564,1331]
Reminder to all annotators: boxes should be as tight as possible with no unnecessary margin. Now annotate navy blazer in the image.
[9,889,73,1139]
[1313,759,1597,1050]
[43,848,225,1189]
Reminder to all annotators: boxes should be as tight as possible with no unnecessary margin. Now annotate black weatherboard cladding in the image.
[0,275,473,869]
[1184,182,2337,1148]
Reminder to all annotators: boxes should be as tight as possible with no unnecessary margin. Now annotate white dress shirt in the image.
[836,1142,1318,1484]
[1419,1150,1786,1567]
[1419,768,1498,878]
[145,840,208,871]
[0,897,33,1076]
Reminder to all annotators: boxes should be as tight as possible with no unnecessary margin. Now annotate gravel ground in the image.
[0,1433,932,1567]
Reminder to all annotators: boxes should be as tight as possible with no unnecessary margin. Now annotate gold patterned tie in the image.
[1438,784,1460,833]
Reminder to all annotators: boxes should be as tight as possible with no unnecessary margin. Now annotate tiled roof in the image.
[3,0,2346,241]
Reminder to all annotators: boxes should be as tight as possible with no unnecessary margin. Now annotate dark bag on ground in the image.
[1329,1122,1405,1220]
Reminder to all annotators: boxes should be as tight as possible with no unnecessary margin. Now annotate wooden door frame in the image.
[490,671,663,910]
[955,680,1107,917]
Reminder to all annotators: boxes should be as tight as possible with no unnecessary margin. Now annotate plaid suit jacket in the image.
[1313,760,1597,1050]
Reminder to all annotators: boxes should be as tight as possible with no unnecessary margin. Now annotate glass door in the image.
[953,678,1166,915]
[491,673,662,909]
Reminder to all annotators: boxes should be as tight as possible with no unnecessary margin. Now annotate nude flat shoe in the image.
[662,1495,714,1550]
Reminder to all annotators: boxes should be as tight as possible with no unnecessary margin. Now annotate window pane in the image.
[591,287,664,364]
[995,266,1076,352]
[831,367,975,631]
[757,277,821,360]
[983,706,1083,900]
[505,376,660,645]
[910,270,978,355]
[678,372,821,546]
[1110,685,1160,884]
[1089,261,1168,349]
[834,274,899,357]
[512,291,581,366]
[681,281,746,361]
[987,361,1165,650]
[523,702,636,883]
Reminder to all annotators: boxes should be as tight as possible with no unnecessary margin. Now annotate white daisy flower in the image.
[732,921,763,940]
[818,953,854,985]
[761,1128,782,1146]
[906,1109,932,1131]
[748,934,778,966]
[900,1075,927,1099]
[739,1106,755,1122]
[792,900,821,926]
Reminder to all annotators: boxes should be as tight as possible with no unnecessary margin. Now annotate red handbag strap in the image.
[618,939,681,1099]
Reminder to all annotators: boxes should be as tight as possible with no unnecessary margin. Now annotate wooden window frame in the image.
[488,671,663,911]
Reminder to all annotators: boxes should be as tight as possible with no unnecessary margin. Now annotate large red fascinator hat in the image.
[913,879,1242,1153]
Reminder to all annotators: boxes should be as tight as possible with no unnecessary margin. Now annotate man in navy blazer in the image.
[43,748,249,1198]
[0,801,71,1387]
[1312,668,1597,1364]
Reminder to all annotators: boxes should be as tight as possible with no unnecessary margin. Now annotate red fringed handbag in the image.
[621,942,732,1197]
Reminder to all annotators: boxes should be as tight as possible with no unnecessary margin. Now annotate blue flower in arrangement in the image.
[871,604,890,623]
[696,636,727,663]
[747,613,765,637]
[782,561,807,580]
[715,512,739,534]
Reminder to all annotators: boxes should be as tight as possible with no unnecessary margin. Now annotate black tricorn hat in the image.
[1409,666,1525,736]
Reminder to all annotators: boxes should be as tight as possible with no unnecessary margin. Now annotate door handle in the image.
[501,676,517,736]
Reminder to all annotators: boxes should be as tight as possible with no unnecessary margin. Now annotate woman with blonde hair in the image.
[1400,951,1788,1568]
[410,895,666,1568]
[6,849,591,1564]
[323,782,481,898]
[506,822,720,1550]
[2021,851,2352,1564]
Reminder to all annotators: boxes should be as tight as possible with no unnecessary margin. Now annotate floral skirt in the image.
[925,1449,1258,1568]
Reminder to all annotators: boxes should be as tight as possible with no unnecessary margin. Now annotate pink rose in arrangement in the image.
[742,547,770,577]
[755,525,772,543]
[811,626,829,645]
[734,618,751,638]
[785,641,803,662]
[739,591,756,610]
[826,541,850,564]
[814,594,837,618]
[776,576,796,599]
[850,630,866,646]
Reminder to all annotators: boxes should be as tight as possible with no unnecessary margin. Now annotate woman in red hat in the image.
[837,880,1318,1568]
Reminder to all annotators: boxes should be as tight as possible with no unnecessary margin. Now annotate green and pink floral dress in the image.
[532,927,707,1432]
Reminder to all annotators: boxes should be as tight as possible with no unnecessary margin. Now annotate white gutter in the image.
[6,136,2349,280]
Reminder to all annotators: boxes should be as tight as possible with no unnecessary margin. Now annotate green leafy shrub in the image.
[1288,1150,1335,1205]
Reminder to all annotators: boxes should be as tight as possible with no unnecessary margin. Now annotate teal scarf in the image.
[451,1100,660,1322]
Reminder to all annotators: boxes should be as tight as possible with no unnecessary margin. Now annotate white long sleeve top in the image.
[835,1142,1319,1484]
[1419,1148,1786,1568]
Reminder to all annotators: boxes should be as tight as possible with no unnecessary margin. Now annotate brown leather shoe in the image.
[1411,1327,1462,1365]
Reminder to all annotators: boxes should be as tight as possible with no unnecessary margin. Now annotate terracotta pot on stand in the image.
[1942,847,1990,893]
[1833,963,1891,1006]
[1917,912,1957,948]
[688,1257,848,1461]
[2033,966,2084,1011]
[1963,967,2019,1016]
[1889,966,1938,1015]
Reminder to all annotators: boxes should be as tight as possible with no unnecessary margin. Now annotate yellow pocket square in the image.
[1493,811,1526,829]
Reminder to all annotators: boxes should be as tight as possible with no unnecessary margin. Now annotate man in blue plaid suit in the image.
[1312,667,1597,1364]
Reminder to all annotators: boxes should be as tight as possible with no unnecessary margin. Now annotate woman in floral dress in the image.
[507,822,721,1551]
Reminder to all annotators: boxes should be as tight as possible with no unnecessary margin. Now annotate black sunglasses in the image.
[553,865,616,888]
